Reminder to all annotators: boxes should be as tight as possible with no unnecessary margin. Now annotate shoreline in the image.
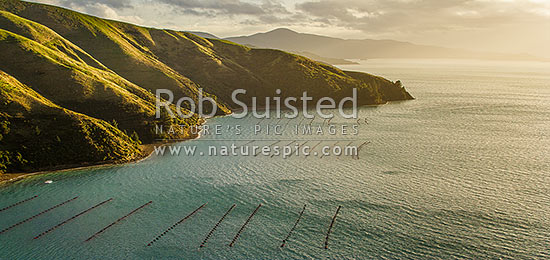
[0,137,198,186]
[0,115,213,186]
[0,103,401,186]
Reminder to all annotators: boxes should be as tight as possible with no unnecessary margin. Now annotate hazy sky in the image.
[30,0,550,58]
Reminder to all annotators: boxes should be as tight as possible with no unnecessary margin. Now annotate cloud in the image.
[45,0,549,35]
[54,1,143,24]
[83,3,143,24]
[151,0,299,28]
[157,0,286,16]
[59,0,134,9]
[27,0,550,57]
[27,0,142,24]
[295,0,550,34]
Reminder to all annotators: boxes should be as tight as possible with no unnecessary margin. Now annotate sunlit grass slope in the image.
[0,0,413,173]
[0,71,142,173]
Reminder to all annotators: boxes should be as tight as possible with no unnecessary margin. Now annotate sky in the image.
[28,0,550,58]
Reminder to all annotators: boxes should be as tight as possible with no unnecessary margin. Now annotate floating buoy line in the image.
[85,201,152,242]
[34,198,113,239]
[281,204,306,248]
[0,196,79,235]
[324,206,342,249]
[200,204,236,248]
[229,204,262,247]
[1,195,345,251]
[0,195,38,213]
[146,203,207,247]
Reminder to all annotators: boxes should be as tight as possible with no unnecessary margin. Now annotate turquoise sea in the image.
[1,59,549,259]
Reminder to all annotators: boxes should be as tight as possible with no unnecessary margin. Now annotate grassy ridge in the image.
[0,28,195,143]
[0,0,229,114]
[0,0,413,174]
[0,0,411,106]
[0,71,142,173]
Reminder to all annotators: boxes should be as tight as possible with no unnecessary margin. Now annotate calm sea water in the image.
[1,59,549,259]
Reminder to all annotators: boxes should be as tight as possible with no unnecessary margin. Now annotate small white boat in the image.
[44,180,53,184]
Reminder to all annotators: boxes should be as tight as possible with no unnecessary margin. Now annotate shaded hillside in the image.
[0,0,413,173]
[227,28,545,61]
[0,14,198,143]
[0,71,141,173]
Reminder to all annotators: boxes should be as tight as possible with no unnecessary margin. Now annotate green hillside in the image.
[0,71,141,173]
[0,0,413,174]
[0,0,228,114]
[0,0,411,106]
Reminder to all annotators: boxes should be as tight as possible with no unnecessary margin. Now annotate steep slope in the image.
[0,0,414,174]
[227,28,544,61]
[0,71,141,173]
[0,9,204,137]
[111,29,411,106]
[0,27,196,143]
[0,0,228,114]
[0,0,412,107]
[0,10,107,70]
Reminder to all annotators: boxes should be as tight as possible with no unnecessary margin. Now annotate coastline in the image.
[0,113,214,186]
[0,137,198,186]
[0,102,397,186]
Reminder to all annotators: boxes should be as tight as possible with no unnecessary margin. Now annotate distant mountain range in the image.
[189,30,358,65]
[0,0,412,173]
[226,28,545,62]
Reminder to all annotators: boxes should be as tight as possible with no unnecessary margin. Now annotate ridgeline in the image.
[0,0,412,174]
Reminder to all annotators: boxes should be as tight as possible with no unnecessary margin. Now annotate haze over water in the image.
[1,59,549,259]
